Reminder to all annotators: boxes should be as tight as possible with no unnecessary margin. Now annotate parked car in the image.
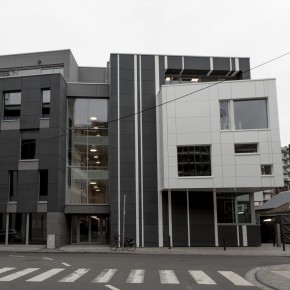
[0,229,22,243]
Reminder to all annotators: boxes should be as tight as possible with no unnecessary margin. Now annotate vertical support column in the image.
[242,225,248,246]
[186,189,190,247]
[250,193,256,224]
[134,55,140,247]
[168,190,172,248]
[236,225,240,247]
[26,213,29,245]
[155,55,163,247]
[117,54,121,237]
[213,190,219,246]
[139,55,144,247]
[5,213,9,245]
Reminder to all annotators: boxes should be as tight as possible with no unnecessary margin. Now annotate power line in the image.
[13,50,290,145]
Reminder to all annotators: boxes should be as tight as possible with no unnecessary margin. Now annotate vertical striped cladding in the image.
[109,54,159,246]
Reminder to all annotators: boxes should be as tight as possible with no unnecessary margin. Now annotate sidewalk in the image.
[0,243,290,289]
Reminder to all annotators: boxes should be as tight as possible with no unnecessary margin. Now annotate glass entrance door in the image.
[71,215,109,244]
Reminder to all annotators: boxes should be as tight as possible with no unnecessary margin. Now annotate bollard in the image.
[272,234,276,247]
[282,235,286,251]
[169,236,171,249]
[223,238,226,251]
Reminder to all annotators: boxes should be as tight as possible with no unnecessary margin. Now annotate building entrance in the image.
[71,215,109,244]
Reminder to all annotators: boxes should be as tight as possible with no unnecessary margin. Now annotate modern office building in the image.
[0,50,284,248]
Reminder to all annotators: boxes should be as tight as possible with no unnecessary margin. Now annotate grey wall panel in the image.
[189,192,215,246]
[17,170,38,212]
[247,225,261,246]
[218,225,238,246]
[239,58,251,79]
[167,56,182,70]
[79,67,108,83]
[184,56,211,71]
[159,56,165,86]
[172,191,188,246]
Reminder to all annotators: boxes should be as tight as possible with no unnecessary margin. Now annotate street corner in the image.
[255,264,290,290]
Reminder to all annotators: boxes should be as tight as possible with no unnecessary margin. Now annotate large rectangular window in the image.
[41,89,50,118]
[67,98,109,204]
[217,193,251,224]
[234,99,268,130]
[219,99,268,130]
[177,145,211,176]
[3,91,21,120]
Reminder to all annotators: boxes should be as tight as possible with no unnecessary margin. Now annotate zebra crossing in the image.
[0,266,287,285]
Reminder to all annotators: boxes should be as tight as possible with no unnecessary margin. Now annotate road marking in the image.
[43,257,53,261]
[61,263,71,267]
[218,271,253,286]
[59,268,90,282]
[126,269,145,283]
[271,270,290,279]
[0,268,15,275]
[189,270,216,285]
[92,269,117,283]
[159,270,179,284]
[9,255,25,258]
[105,285,120,290]
[26,268,65,282]
[0,268,40,281]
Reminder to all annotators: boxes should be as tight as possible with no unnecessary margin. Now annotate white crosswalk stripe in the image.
[159,270,179,284]
[0,267,254,286]
[0,268,15,275]
[92,269,117,283]
[59,268,90,282]
[271,270,290,279]
[218,271,254,286]
[27,268,65,282]
[0,268,40,281]
[126,269,145,283]
[189,270,217,285]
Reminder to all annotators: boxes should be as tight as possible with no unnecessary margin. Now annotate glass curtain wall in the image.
[67,98,108,204]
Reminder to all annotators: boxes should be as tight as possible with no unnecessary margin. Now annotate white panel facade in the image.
[157,79,284,191]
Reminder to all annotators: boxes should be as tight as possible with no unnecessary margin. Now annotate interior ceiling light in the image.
[90,117,97,121]
[96,189,100,192]
[165,77,170,81]
[94,155,98,158]
[96,161,100,164]
[191,78,199,82]
[94,126,98,129]
[90,147,97,152]
[93,185,98,189]
[90,181,97,185]
[97,134,101,137]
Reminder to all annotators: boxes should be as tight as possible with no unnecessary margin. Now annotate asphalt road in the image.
[0,252,288,290]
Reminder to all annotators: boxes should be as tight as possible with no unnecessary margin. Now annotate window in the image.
[3,91,21,120]
[41,89,50,118]
[217,193,251,224]
[219,99,268,130]
[219,101,230,130]
[21,139,36,159]
[9,171,18,201]
[177,145,211,176]
[261,165,272,175]
[234,143,258,154]
[39,170,48,200]
[234,99,268,130]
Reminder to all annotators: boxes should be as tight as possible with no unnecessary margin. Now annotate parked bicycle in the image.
[110,234,136,251]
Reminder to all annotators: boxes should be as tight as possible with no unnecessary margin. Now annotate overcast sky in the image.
[1,0,289,145]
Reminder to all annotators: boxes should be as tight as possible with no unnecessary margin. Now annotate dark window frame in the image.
[177,145,211,177]
[234,143,258,154]
[39,170,48,200]
[8,170,18,201]
[3,91,21,120]
[261,164,272,175]
[21,139,37,160]
[41,89,50,118]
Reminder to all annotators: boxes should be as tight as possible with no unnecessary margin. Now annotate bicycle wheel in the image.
[126,239,136,251]
[110,240,118,251]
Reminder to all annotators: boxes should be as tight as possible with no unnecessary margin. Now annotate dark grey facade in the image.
[1,49,268,248]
